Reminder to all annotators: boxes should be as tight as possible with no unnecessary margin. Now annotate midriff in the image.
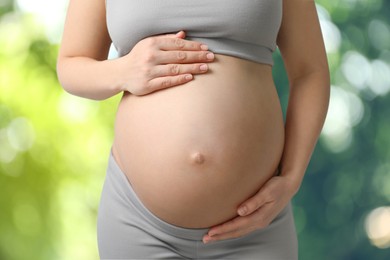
[112,54,285,228]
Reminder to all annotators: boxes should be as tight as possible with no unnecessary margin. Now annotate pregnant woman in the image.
[57,0,330,259]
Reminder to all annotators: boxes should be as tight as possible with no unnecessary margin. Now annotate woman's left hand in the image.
[202,175,299,244]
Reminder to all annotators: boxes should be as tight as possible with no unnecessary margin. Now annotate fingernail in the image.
[200,64,208,71]
[176,31,185,38]
[207,52,215,60]
[185,74,193,80]
[203,237,212,244]
[200,44,209,50]
[238,206,247,216]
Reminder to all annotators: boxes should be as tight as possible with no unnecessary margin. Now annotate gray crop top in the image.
[105,0,282,65]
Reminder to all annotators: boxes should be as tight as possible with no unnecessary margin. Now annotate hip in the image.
[97,151,298,259]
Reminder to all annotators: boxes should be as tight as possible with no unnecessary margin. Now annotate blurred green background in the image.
[1,0,390,259]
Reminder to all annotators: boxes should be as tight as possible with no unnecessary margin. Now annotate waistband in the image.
[107,150,209,241]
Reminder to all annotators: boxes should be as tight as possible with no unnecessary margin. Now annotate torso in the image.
[112,54,285,228]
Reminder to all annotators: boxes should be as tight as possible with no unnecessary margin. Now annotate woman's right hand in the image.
[117,31,215,96]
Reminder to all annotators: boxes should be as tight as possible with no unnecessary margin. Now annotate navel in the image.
[190,151,205,165]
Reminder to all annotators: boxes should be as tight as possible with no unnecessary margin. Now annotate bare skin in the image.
[112,53,284,228]
[57,0,330,243]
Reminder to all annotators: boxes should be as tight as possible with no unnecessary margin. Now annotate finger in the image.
[207,204,275,240]
[150,63,209,78]
[207,215,253,237]
[174,30,186,39]
[237,188,270,217]
[145,74,193,93]
[157,37,209,51]
[203,227,253,244]
[155,30,186,39]
[156,50,215,65]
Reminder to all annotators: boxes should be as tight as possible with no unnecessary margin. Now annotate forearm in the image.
[56,56,124,100]
[279,71,330,193]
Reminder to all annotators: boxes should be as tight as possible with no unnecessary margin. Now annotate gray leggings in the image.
[97,151,298,259]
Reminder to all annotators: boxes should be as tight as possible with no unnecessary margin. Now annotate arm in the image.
[56,0,120,100]
[57,0,214,100]
[203,0,330,243]
[277,0,330,192]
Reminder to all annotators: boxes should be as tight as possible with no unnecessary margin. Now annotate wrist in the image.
[279,171,303,196]
[105,58,127,93]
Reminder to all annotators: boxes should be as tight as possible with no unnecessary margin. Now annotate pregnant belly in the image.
[112,55,285,228]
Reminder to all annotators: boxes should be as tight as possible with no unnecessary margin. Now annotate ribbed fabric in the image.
[105,0,282,65]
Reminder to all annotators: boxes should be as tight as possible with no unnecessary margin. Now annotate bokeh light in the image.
[317,5,341,54]
[7,117,35,152]
[321,86,364,153]
[368,19,390,51]
[341,51,372,91]
[58,93,99,123]
[0,128,17,163]
[15,0,68,43]
[365,207,390,249]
